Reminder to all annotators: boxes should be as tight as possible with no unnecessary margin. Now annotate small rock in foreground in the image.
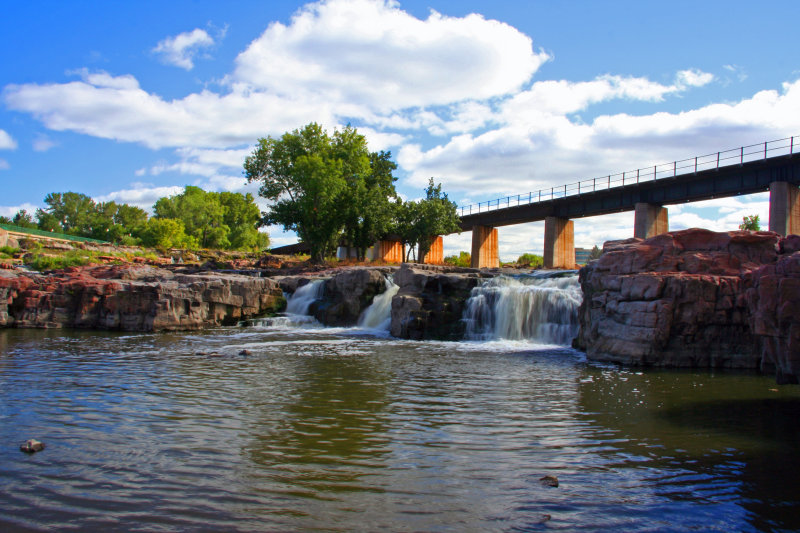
[539,475,559,487]
[20,439,45,453]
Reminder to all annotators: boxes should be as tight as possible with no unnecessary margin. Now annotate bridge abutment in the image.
[634,203,669,239]
[769,181,800,236]
[421,236,444,264]
[471,225,499,268]
[543,217,575,269]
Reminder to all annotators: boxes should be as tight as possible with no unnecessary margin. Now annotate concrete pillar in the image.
[769,181,800,236]
[634,203,669,239]
[374,239,404,263]
[421,235,443,265]
[543,217,575,269]
[471,225,499,269]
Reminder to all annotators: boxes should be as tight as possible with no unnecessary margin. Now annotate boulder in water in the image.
[20,439,45,453]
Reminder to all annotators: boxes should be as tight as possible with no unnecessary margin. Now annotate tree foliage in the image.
[13,186,267,251]
[393,179,461,262]
[739,214,761,231]
[245,123,395,262]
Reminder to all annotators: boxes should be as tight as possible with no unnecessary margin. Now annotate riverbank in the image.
[2,228,800,384]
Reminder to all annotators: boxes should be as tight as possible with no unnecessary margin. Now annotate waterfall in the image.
[463,272,582,345]
[286,278,326,315]
[357,276,399,330]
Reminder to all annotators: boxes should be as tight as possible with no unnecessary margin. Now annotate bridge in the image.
[408,136,800,268]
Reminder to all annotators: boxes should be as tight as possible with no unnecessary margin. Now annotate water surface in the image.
[1,326,798,532]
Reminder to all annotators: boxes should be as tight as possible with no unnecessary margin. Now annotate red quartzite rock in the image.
[0,264,285,331]
[575,228,800,383]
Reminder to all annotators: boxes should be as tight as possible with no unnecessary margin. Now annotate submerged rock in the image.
[575,228,800,383]
[539,475,559,487]
[20,439,45,453]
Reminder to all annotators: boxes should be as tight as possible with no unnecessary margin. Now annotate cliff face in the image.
[575,229,800,383]
[0,265,285,331]
[390,264,490,340]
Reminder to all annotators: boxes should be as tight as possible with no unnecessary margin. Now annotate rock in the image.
[239,349,252,356]
[0,264,286,332]
[312,268,392,326]
[390,263,490,340]
[20,439,45,453]
[576,228,800,383]
[539,475,559,487]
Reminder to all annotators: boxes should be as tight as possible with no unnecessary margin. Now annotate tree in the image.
[140,218,193,249]
[342,150,398,259]
[394,179,461,262]
[12,210,37,229]
[588,245,603,261]
[246,123,361,262]
[739,214,761,231]
[219,191,263,250]
[154,186,229,249]
[42,192,96,235]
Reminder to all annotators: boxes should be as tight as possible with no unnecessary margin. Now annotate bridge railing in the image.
[457,135,798,217]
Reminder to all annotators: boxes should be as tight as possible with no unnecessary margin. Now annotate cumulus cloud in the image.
[231,0,549,111]
[400,78,800,196]
[95,184,185,210]
[153,28,215,70]
[0,129,17,150]
[3,73,338,149]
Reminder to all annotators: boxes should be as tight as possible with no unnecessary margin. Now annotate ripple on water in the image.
[0,327,799,531]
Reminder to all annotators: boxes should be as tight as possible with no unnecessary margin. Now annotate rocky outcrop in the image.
[312,267,395,326]
[390,263,492,340]
[0,264,285,331]
[575,228,800,383]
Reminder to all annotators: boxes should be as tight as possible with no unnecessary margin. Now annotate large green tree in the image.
[41,192,96,235]
[154,186,228,249]
[245,123,375,262]
[342,150,398,260]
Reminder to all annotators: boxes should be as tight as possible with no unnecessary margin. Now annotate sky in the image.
[2,0,799,260]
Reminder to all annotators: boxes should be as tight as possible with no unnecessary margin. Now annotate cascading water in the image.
[463,271,582,345]
[357,276,399,330]
[286,278,326,315]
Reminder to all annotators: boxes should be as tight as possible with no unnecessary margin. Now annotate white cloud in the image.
[0,203,38,217]
[153,28,215,70]
[400,79,800,196]
[95,184,184,211]
[3,74,338,149]
[32,134,56,152]
[0,129,17,150]
[231,0,549,111]
[675,68,714,88]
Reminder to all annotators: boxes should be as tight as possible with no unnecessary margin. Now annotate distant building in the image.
[575,247,593,265]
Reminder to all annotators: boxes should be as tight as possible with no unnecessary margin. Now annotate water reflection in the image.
[576,367,800,531]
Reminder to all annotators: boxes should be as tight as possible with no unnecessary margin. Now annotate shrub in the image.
[444,251,471,267]
[517,253,543,268]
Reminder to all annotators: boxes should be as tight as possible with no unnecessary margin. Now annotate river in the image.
[1,273,799,531]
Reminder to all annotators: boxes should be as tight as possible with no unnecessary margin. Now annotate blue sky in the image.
[2,0,799,258]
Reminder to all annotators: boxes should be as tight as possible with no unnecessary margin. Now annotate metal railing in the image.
[457,136,798,217]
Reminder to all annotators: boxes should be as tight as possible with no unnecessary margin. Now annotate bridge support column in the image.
[634,203,669,239]
[421,236,443,265]
[471,226,499,269]
[543,217,575,269]
[371,239,404,263]
[769,182,800,236]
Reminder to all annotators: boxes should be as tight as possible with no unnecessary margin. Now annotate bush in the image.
[27,250,92,271]
[517,253,543,268]
[444,251,471,267]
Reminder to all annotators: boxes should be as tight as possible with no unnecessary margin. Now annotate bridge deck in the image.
[458,152,800,232]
